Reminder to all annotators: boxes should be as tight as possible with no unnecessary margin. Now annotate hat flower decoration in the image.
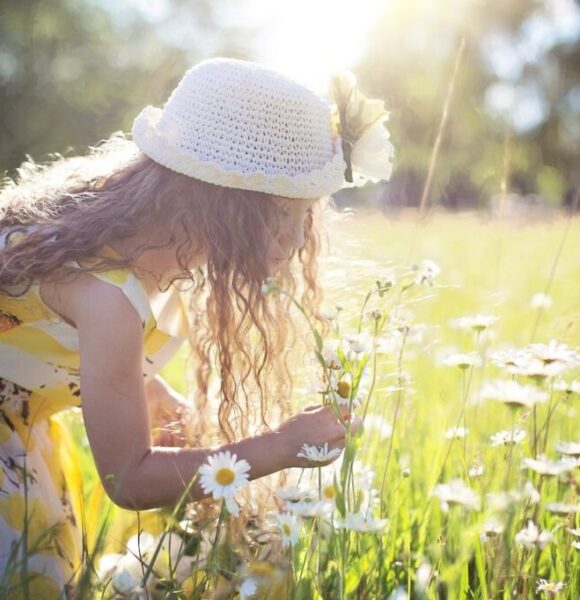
[328,70,395,187]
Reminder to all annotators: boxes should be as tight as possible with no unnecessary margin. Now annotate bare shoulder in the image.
[39,270,142,331]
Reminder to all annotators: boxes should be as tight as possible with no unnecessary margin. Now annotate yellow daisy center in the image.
[283,524,292,536]
[337,381,351,399]
[323,485,335,500]
[215,467,235,486]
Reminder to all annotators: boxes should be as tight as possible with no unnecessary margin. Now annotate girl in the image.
[0,57,387,597]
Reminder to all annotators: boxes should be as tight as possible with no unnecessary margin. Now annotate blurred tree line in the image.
[1,0,578,211]
[353,0,580,212]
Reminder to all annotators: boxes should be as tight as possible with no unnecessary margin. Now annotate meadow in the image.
[50,208,580,598]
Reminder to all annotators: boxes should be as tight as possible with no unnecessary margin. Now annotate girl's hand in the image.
[147,377,196,447]
[274,404,362,469]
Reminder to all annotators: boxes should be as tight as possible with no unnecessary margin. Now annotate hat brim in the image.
[131,105,346,200]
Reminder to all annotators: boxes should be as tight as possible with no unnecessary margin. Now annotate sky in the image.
[96,0,580,133]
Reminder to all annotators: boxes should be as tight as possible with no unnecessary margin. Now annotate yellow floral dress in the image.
[0,240,188,599]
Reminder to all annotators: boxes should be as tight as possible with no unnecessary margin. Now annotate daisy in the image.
[515,520,553,549]
[442,352,481,369]
[342,332,372,356]
[111,553,147,595]
[489,347,531,372]
[521,455,579,476]
[536,579,565,594]
[321,340,342,370]
[335,511,388,532]
[199,451,251,506]
[516,358,571,381]
[554,379,580,395]
[275,513,300,546]
[555,441,580,457]
[480,379,548,409]
[469,464,485,478]
[432,479,480,511]
[412,259,440,286]
[285,499,334,518]
[530,293,553,310]
[568,528,580,537]
[545,502,580,515]
[296,442,342,463]
[275,485,317,504]
[445,426,468,440]
[573,541,580,550]
[479,519,504,542]
[489,429,526,447]
[527,340,579,367]
[449,314,498,332]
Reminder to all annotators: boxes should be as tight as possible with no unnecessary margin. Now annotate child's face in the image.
[268,196,316,268]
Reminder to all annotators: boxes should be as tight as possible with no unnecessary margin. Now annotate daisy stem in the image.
[541,381,555,455]
[504,409,516,489]
[207,501,226,587]
[317,467,322,588]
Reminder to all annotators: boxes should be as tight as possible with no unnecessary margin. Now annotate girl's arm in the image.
[66,273,358,510]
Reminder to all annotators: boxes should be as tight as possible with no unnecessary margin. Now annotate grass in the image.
[8,207,579,599]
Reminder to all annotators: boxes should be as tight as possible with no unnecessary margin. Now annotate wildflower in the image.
[445,426,468,439]
[573,541,580,550]
[489,347,532,374]
[527,340,579,368]
[329,379,363,410]
[522,480,541,504]
[286,499,334,518]
[276,485,317,504]
[515,520,553,549]
[554,379,580,395]
[489,429,526,447]
[469,464,485,478]
[530,293,553,310]
[343,332,372,356]
[479,518,504,542]
[520,359,571,381]
[96,553,124,583]
[296,442,342,463]
[536,579,565,594]
[480,379,548,409]
[555,441,580,457]
[199,451,251,514]
[432,479,481,511]
[320,478,338,504]
[521,455,579,476]
[111,553,146,595]
[321,340,342,370]
[275,513,300,546]
[449,314,498,332]
[415,561,433,592]
[239,577,259,600]
[335,511,389,532]
[545,502,580,515]
[442,352,481,369]
[568,528,580,537]
[412,259,440,286]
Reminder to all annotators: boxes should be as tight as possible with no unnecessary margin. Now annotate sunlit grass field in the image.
[61,208,579,599]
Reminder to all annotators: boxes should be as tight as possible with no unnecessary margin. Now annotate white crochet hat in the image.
[131,57,347,199]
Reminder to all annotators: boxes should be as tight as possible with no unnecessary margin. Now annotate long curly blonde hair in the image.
[0,131,331,566]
